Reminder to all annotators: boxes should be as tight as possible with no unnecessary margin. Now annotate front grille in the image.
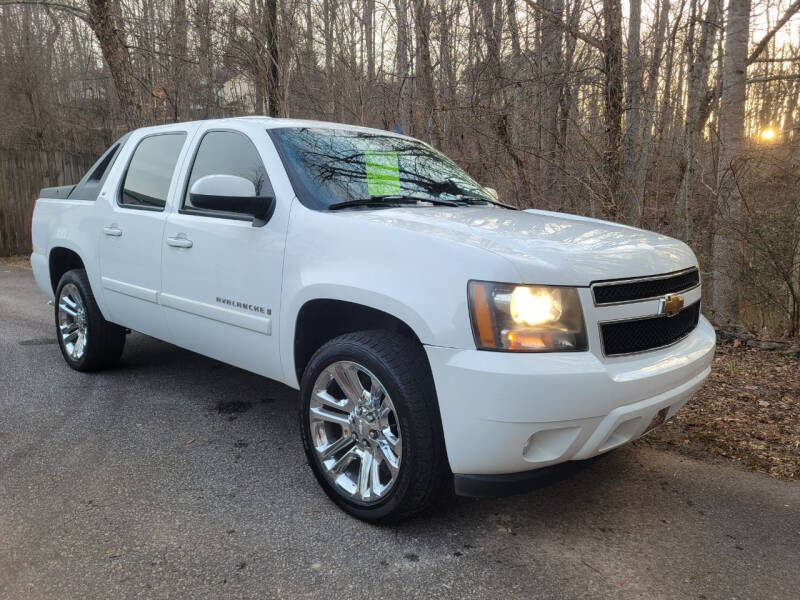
[593,269,699,305]
[600,302,701,356]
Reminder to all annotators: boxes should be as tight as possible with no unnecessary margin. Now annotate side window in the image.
[183,130,271,211]
[89,142,120,182]
[120,133,187,210]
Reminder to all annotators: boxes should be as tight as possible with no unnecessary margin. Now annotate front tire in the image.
[299,330,448,523]
[55,269,126,372]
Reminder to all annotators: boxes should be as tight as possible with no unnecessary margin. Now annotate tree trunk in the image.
[506,0,522,150]
[674,0,720,241]
[501,0,530,206]
[478,0,503,102]
[395,0,412,133]
[602,0,624,219]
[632,0,670,221]
[711,0,750,327]
[540,0,564,196]
[86,0,141,129]
[264,0,282,117]
[323,0,335,116]
[413,0,444,147]
[171,0,188,121]
[364,0,375,82]
[621,0,643,224]
[557,0,582,209]
[438,0,454,141]
[305,0,315,66]
[785,76,798,140]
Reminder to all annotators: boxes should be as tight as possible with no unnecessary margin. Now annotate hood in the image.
[346,206,697,286]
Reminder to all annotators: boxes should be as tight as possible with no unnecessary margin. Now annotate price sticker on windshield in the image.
[365,151,401,196]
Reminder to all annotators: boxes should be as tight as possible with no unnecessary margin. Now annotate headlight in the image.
[468,281,587,352]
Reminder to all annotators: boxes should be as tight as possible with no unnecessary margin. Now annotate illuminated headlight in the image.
[468,281,587,352]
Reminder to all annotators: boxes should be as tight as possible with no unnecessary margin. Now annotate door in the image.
[160,128,286,381]
[98,131,189,336]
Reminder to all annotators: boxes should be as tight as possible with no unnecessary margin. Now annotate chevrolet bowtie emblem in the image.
[658,294,684,317]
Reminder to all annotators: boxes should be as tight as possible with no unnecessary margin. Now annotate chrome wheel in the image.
[58,283,88,361]
[309,361,402,503]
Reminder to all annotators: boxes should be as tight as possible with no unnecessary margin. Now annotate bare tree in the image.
[539,0,564,196]
[602,0,623,219]
[364,0,375,83]
[621,0,643,224]
[170,0,188,120]
[413,0,443,146]
[712,0,750,327]
[0,0,143,128]
[2,0,800,336]
[674,0,720,241]
[631,0,670,219]
[395,0,412,133]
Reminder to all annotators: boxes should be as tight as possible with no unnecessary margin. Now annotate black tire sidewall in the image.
[299,334,438,522]
[54,269,123,371]
[55,270,91,370]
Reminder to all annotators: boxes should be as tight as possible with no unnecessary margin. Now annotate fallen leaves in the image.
[639,341,800,480]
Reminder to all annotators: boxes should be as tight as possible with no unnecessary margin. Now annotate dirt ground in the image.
[640,341,800,480]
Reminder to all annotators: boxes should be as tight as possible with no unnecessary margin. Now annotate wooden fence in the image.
[0,148,94,256]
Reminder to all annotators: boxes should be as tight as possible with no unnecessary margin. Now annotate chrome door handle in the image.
[166,236,193,248]
[103,226,122,237]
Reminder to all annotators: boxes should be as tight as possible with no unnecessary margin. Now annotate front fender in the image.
[279,284,435,388]
[278,202,521,387]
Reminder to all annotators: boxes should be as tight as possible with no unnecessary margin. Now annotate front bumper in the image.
[453,454,610,498]
[425,316,715,476]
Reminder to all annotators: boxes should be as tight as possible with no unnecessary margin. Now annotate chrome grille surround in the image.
[592,267,700,306]
[589,269,703,357]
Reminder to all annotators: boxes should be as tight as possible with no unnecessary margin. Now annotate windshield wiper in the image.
[450,194,517,210]
[328,195,460,210]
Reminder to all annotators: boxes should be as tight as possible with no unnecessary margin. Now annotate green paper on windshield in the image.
[365,151,401,196]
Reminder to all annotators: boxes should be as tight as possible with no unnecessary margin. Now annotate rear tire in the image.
[55,269,126,372]
[299,330,448,523]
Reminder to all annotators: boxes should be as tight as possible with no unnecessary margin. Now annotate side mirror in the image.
[189,174,275,227]
[484,187,499,201]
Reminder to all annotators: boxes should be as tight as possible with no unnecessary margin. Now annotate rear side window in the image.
[183,130,271,210]
[89,143,120,181]
[68,134,130,201]
[120,133,186,210]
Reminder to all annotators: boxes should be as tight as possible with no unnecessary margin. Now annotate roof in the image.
[131,116,413,141]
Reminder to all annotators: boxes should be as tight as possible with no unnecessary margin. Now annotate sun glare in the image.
[760,127,777,141]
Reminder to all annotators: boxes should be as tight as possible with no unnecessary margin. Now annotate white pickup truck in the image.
[31,117,715,521]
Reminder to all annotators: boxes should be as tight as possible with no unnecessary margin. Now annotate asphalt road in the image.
[1,265,798,600]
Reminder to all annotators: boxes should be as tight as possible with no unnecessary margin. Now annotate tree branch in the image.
[753,55,800,63]
[746,0,800,65]
[0,0,90,21]
[747,74,800,84]
[520,0,605,51]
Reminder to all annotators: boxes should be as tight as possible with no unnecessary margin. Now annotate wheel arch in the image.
[48,246,86,295]
[291,297,430,386]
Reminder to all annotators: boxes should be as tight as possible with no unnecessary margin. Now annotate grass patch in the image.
[0,255,31,269]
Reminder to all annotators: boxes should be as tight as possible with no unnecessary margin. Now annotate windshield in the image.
[269,127,497,210]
